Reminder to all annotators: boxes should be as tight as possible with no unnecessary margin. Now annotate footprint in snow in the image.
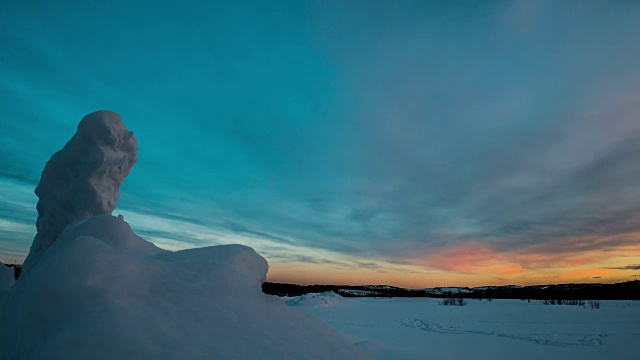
[398,318,606,348]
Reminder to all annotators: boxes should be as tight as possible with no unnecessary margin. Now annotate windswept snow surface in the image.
[286,293,639,360]
[0,216,370,359]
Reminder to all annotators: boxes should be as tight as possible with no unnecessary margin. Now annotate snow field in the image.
[286,293,640,360]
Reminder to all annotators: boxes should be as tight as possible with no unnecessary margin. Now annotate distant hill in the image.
[262,280,640,300]
[8,263,639,300]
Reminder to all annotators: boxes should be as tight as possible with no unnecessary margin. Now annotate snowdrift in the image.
[285,291,344,308]
[0,111,369,360]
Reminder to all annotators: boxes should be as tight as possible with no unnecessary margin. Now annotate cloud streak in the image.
[607,265,640,271]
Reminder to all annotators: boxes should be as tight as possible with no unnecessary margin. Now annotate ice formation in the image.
[1,111,369,359]
[22,110,138,276]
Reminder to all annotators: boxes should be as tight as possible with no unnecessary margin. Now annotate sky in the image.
[1,0,640,288]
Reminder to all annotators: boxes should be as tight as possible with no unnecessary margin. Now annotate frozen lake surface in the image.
[286,293,640,360]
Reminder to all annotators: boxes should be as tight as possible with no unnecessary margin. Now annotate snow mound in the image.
[338,289,387,297]
[23,110,138,276]
[424,287,473,295]
[1,217,368,359]
[286,291,343,308]
[1,111,369,360]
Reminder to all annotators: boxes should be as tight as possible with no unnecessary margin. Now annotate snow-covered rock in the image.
[23,110,138,276]
[1,111,369,360]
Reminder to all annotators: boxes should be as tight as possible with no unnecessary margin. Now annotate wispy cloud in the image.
[607,265,640,271]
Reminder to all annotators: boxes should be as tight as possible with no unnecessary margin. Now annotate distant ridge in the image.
[263,280,640,300]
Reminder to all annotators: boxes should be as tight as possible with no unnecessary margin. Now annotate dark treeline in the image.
[261,283,425,298]
[262,280,640,300]
[8,264,640,300]
[470,282,640,301]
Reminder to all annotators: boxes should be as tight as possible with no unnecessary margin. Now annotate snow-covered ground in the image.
[286,292,639,360]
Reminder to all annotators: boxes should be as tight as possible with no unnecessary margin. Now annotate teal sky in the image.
[2,1,640,286]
